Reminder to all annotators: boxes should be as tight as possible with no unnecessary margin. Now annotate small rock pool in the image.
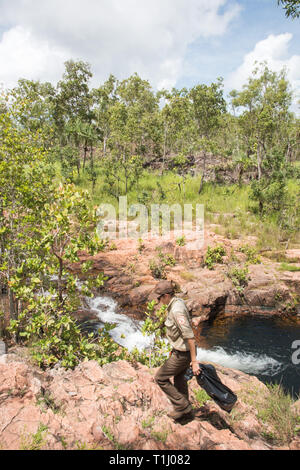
[197,315,300,398]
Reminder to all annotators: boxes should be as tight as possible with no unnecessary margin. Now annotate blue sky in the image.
[179,0,300,82]
[177,0,300,107]
[0,0,299,110]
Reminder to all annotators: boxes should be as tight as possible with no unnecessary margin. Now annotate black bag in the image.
[185,363,237,413]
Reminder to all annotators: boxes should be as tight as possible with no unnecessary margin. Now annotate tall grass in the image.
[241,383,299,445]
[55,162,299,250]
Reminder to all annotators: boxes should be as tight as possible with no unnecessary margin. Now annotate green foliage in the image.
[151,429,169,443]
[138,238,145,253]
[279,263,300,272]
[0,99,125,371]
[141,416,155,429]
[176,236,186,246]
[157,249,176,267]
[277,0,300,18]
[204,245,226,270]
[101,425,126,450]
[149,260,166,280]
[149,249,176,279]
[250,150,292,214]
[20,423,49,450]
[37,391,63,415]
[258,384,299,444]
[231,64,293,183]
[131,301,171,368]
[227,266,250,293]
[193,388,211,407]
[238,245,261,265]
[9,294,122,369]
[241,382,299,445]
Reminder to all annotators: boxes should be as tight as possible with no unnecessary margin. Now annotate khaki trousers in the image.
[155,349,191,412]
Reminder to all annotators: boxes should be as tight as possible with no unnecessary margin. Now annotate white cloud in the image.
[226,33,300,112]
[0,26,69,88]
[0,0,241,90]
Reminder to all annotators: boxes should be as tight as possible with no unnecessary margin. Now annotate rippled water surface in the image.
[198,316,300,397]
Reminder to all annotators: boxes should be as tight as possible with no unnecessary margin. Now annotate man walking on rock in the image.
[154,285,201,421]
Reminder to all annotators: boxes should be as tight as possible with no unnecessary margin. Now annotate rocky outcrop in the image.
[0,350,298,450]
[71,227,300,323]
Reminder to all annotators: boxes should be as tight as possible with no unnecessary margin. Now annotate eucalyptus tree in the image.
[277,0,300,18]
[54,60,94,174]
[159,88,196,169]
[92,74,118,158]
[189,79,227,193]
[11,79,56,148]
[117,73,160,158]
[230,63,293,180]
[99,74,159,197]
[102,100,144,197]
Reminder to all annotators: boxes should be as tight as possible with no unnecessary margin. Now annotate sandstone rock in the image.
[0,354,7,364]
[77,360,106,385]
[129,284,154,305]
[0,363,30,397]
[102,360,137,384]
[115,417,141,447]
[289,437,300,450]
[70,227,300,322]
[91,422,106,443]
[0,352,296,450]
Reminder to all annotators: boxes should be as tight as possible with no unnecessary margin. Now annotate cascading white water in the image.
[196,347,284,376]
[87,295,155,352]
[87,293,284,378]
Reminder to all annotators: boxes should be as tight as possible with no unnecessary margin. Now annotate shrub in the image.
[227,266,250,293]
[176,236,186,247]
[204,245,226,270]
[138,238,145,253]
[149,249,176,279]
[149,260,166,280]
[131,301,171,368]
[239,244,261,264]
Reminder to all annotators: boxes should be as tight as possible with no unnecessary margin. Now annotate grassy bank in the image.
[65,164,300,252]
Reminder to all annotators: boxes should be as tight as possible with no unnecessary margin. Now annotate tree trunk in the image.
[9,288,16,320]
[198,152,207,194]
[103,137,107,158]
[285,143,292,164]
[57,257,64,304]
[83,140,88,170]
[163,125,167,172]
[257,143,262,180]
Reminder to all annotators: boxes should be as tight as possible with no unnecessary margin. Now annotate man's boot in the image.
[167,405,193,421]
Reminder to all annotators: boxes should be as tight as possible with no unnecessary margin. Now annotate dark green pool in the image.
[197,315,300,398]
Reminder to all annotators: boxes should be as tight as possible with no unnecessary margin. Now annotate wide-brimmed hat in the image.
[148,280,175,301]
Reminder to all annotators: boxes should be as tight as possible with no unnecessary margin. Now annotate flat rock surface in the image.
[0,350,298,450]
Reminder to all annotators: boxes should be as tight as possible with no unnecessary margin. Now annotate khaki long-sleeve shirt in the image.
[165,297,195,352]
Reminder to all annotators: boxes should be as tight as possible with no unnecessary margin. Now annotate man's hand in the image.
[191,361,201,376]
[187,338,201,375]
